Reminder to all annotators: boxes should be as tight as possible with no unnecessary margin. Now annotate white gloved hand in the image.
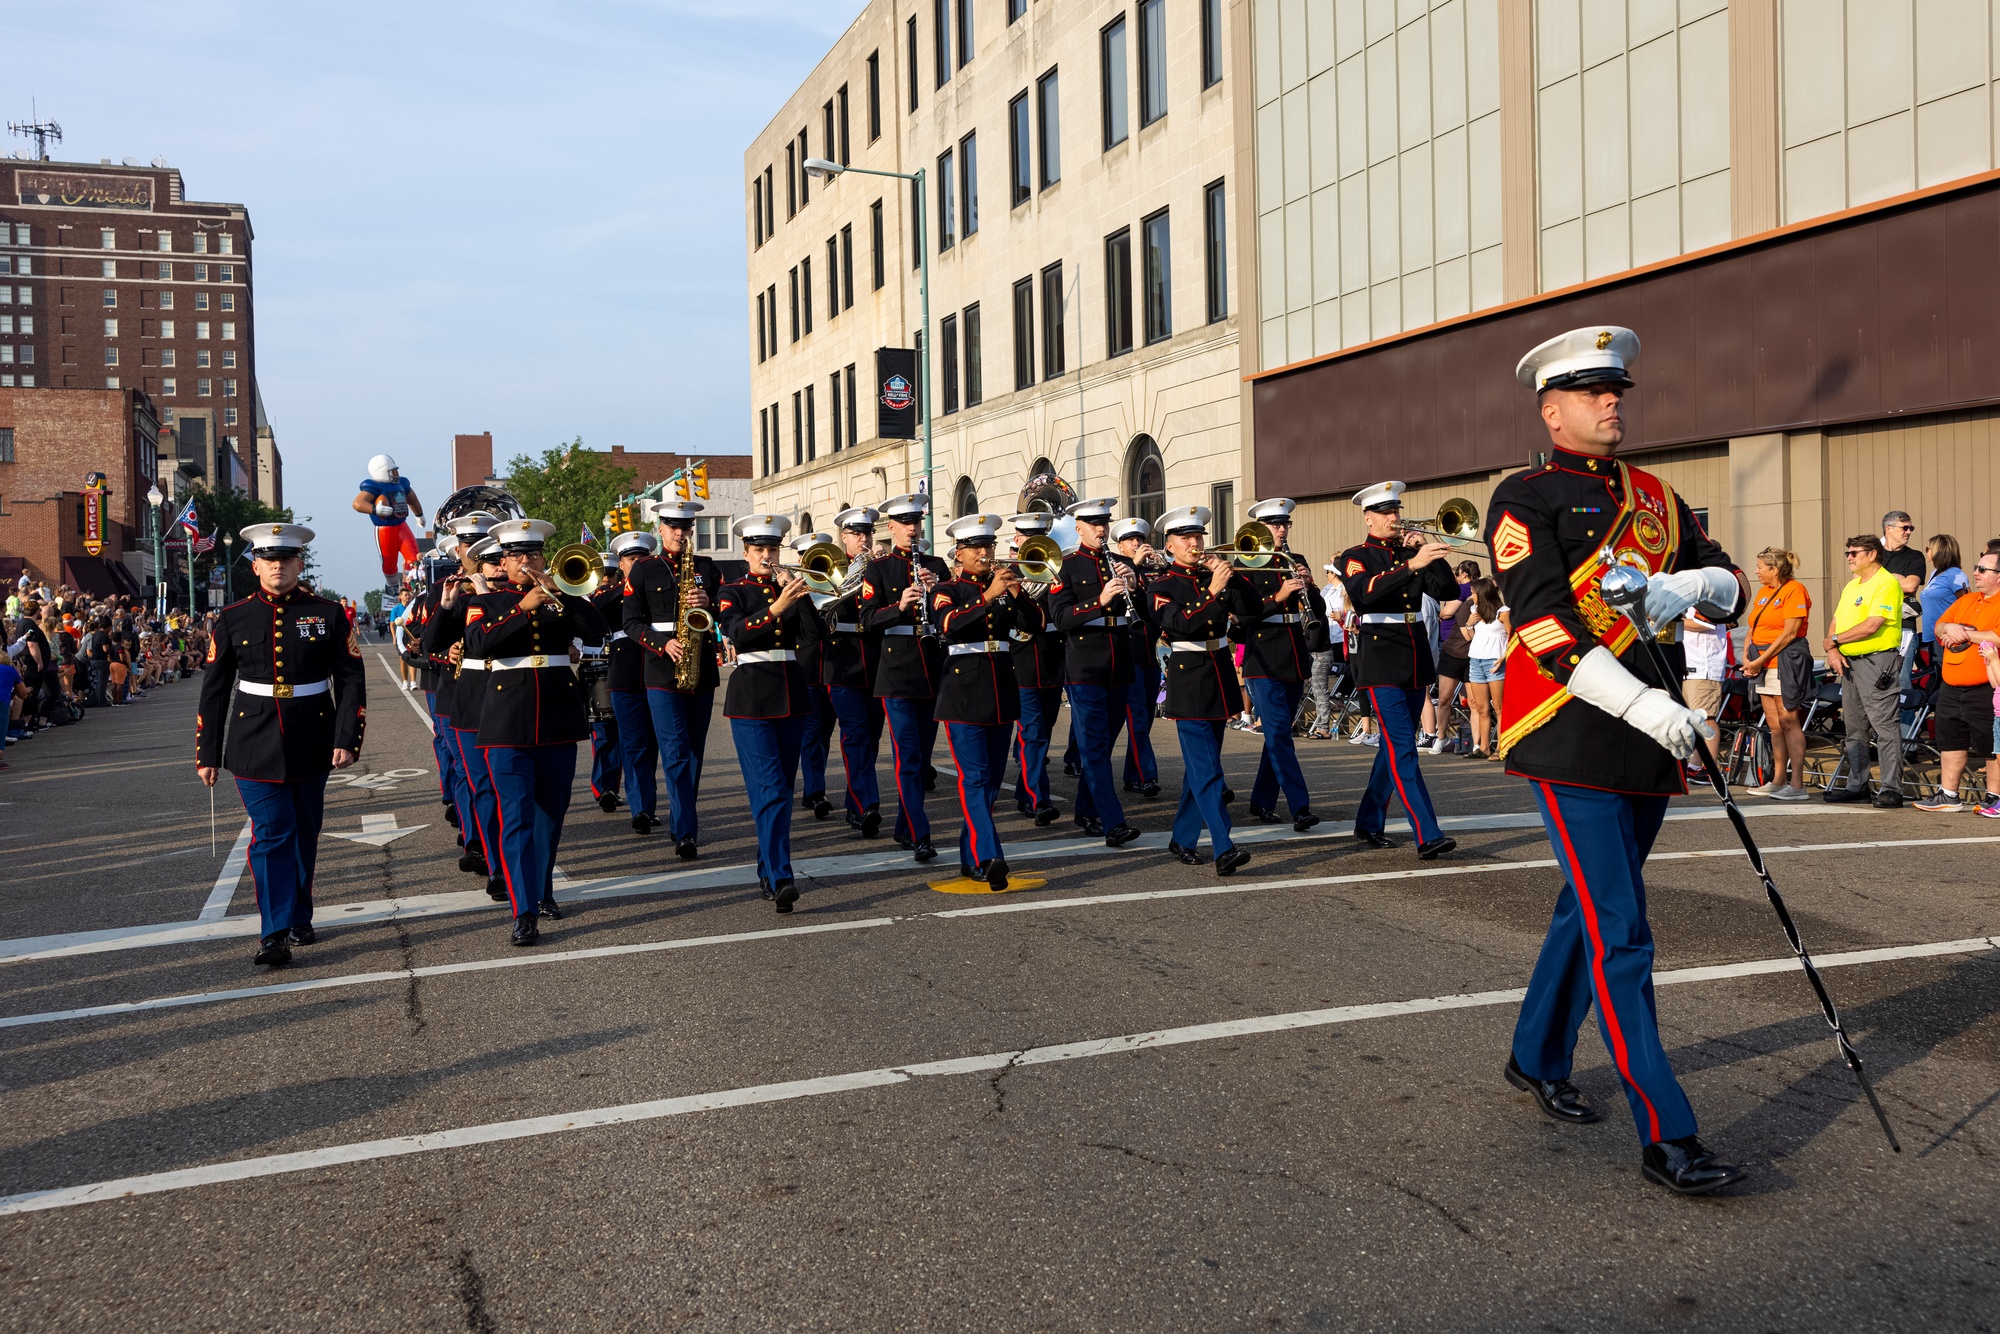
[1566,645,1706,758]
[375,498,396,517]
[1637,566,1741,628]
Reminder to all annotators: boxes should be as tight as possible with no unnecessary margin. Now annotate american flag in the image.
[193,528,217,554]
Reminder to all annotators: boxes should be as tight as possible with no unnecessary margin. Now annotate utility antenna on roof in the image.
[7,100,62,161]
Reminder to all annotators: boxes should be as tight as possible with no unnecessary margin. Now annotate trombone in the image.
[1200,519,1281,567]
[548,542,604,597]
[989,534,1065,592]
[779,540,853,607]
[1395,497,1490,552]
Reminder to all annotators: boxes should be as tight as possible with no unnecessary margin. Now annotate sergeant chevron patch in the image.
[1492,512,1532,570]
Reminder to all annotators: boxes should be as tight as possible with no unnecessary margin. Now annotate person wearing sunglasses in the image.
[1918,553,2000,813]
[1823,536,1908,807]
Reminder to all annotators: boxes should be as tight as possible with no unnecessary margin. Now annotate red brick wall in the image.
[453,432,493,491]
[601,445,752,490]
[0,386,159,583]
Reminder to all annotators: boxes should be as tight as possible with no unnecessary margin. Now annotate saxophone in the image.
[674,541,712,691]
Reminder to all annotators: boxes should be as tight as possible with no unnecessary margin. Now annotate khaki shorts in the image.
[1682,677,1724,717]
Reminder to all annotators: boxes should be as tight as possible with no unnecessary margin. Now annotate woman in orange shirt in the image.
[1741,547,1814,799]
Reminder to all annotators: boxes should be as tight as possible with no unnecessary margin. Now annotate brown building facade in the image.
[0,385,162,595]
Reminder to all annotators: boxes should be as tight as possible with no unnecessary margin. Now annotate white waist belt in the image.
[1170,639,1230,653]
[833,622,861,634]
[489,655,574,671]
[1261,613,1304,625]
[1358,612,1423,625]
[883,625,917,636]
[1080,615,1131,628]
[576,647,605,659]
[649,621,676,632]
[948,641,1005,656]
[238,678,330,698]
[606,630,628,643]
[737,650,797,664]
[459,658,489,671]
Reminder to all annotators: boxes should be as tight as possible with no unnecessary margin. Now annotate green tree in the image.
[184,484,303,603]
[363,589,384,617]
[500,438,639,551]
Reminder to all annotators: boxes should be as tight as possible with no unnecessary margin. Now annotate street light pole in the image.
[221,533,235,604]
[146,484,164,623]
[805,157,933,547]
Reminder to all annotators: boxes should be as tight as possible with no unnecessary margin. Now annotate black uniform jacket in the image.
[623,552,722,692]
[718,575,822,720]
[1008,585,1067,690]
[399,590,441,692]
[1152,565,1248,720]
[1487,448,1737,795]
[463,584,605,747]
[591,580,645,692]
[934,576,1034,725]
[1122,561,1164,678]
[1237,561,1317,682]
[1337,536,1459,689]
[1048,545,1136,687]
[420,584,468,722]
[197,588,368,780]
[856,546,950,699]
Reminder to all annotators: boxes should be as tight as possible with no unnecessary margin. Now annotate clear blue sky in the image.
[4,0,856,599]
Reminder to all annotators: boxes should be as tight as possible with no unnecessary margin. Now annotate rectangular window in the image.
[1041,261,1067,378]
[194,264,208,282]
[934,0,950,87]
[805,384,817,459]
[764,166,775,236]
[831,370,844,451]
[196,320,211,339]
[758,406,770,476]
[1012,277,1034,390]
[221,321,235,340]
[159,289,173,309]
[1105,227,1133,356]
[786,143,797,217]
[105,376,120,390]
[161,377,175,397]
[1204,179,1228,323]
[867,51,882,141]
[940,313,959,414]
[0,427,10,462]
[846,362,858,445]
[956,0,973,67]
[197,350,211,368]
[1009,93,1031,207]
[1211,482,1234,537]
[161,320,175,338]
[870,199,885,290]
[797,130,810,204]
[194,233,209,254]
[103,288,117,308]
[101,260,116,279]
[823,100,835,173]
[218,264,233,282]
[1038,69,1062,187]
[1201,0,1224,88]
[963,302,982,407]
[937,148,955,251]
[1142,208,1172,343]
[801,256,813,334]
[13,224,27,244]
[908,16,920,111]
[219,235,234,256]
[753,177,765,247]
[198,378,212,397]
[827,236,840,319]
[756,292,767,361]
[767,283,777,351]
[220,293,235,311]
[959,132,978,237]
[104,318,118,337]
[1101,17,1129,148]
[195,292,208,310]
[105,347,119,366]
[789,267,800,341]
[101,229,115,249]
[161,347,175,367]
[224,350,236,368]
[838,84,851,164]
[792,391,803,465]
[1138,0,1168,126]
[224,406,238,424]
[1009,0,1026,21]
[840,224,854,309]
[155,232,171,252]
[155,262,170,281]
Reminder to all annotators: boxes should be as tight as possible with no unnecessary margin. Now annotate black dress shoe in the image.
[983,857,1010,891]
[1221,787,1236,806]
[1823,785,1869,803]
[632,814,653,835]
[860,809,882,838]
[1166,840,1203,865]
[455,832,465,849]
[1417,835,1457,860]
[444,805,461,829]
[922,765,938,791]
[676,836,699,860]
[597,792,620,814]
[913,837,938,863]
[1123,781,1146,794]
[458,850,486,874]
[1214,847,1252,876]
[895,834,915,851]
[1872,789,1904,809]
[1354,830,1400,848]
[1033,804,1061,827]
[1104,823,1141,848]
[511,915,540,947]
[538,897,564,920]
[760,877,775,900]
[1246,805,1283,824]
[1062,760,1081,777]
[1073,813,1104,837]
[1141,781,1161,799]
[810,795,832,820]
[289,924,317,946]
[1292,810,1321,832]
[773,880,800,913]
[1504,1056,1601,1123]
[253,938,292,968]
[486,876,508,901]
[1641,1136,1745,1195]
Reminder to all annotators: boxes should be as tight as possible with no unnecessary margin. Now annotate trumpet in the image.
[1200,519,1280,567]
[548,542,603,597]
[1395,497,1489,552]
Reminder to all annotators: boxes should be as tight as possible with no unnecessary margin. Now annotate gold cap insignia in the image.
[270,526,283,535]
[1595,331,1614,350]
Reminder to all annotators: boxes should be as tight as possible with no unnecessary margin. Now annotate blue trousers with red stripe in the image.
[235,775,327,943]
[730,715,805,886]
[589,712,622,801]
[944,721,1008,875]
[609,689,657,819]
[647,687,712,841]
[1354,685,1442,843]
[1247,676,1311,814]
[426,694,471,828]
[882,695,934,842]
[1067,683,1128,828]
[1170,719,1234,857]
[1121,652,1160,787]
[1514,782,1696,1146]
[801,684,836,800]
[452,727,500,872]
[829,684,881,819]
[484,744,574,918]
[1012,686,1062,812]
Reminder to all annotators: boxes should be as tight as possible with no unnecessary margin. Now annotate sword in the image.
[1599,562,1900,1152]
[209,779,217,857]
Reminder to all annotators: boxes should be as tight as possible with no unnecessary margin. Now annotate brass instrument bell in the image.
[1203,519,1279,567]
[549,542,603,596]
[1396,497,1489,551]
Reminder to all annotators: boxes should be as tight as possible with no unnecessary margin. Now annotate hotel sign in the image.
[14,169,154,211]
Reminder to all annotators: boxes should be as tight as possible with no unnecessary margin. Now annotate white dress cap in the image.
[649,499,705,524]
[834,506,880,530]
[1157,505,1211,536]
[1246,498,1298,522]
[732,513,795,544]
[1515,326,1641,392]
[609,529,659,558]
[944,514,1005,545]
[240,522,316,556]
[881,493,930,521]
[1108,516,1153,543]
[790,531,835,552]
[1351,481,1408,511]
[491,518,558,550]
[1065,496,1118,521]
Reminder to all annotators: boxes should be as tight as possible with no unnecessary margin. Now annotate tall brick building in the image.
[0,157,277,503]
[0,385,161,594]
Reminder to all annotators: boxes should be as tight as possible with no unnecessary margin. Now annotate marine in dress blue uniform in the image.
[1005,511,1067,826]
[718,514,824,912]
[1149,506,1255,877]
[1110,517,1163,800]
[605,530,661,835]
[586,549,626,812]
[421,514,505,894]
[822,507,887,837]
[1238,498,1322,832]
[464,518,607,946]
[1489,325,1748,1195]
[1338,481,1460,858]
[933,515,1036,888]
[399,557,459,830]
[622,500,720,859]
[1046,498,1142,847]
[855,493,950,863]
[196,524,367,967]
[790,530,839,822]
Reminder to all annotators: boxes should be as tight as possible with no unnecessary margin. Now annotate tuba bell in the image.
[549,543,603,597]
[1018,469,1082,555]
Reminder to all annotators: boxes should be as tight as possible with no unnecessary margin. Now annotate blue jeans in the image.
[235,774,328,943]
[731,715,805,886]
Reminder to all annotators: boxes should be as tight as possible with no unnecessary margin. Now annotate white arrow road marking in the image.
[327,812,427,848]
[198,822,255,922]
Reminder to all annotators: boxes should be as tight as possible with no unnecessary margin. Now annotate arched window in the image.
[954,476,979,519]
[1125,434,1165,525]
[798,512,813,536]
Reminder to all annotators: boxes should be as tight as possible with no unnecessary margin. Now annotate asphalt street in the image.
[0,649,1995,1332]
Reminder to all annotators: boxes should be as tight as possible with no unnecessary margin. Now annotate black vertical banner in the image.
[875,346,917,440]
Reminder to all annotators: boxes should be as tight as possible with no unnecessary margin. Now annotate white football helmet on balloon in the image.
[367,454,400,483]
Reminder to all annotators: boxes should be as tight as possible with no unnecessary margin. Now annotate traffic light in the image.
[691,462,709,500]
[674,471,692,501]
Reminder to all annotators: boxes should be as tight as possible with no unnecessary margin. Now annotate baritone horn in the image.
[549,542,603,596]
[780,540,852,607]
[1397,497,1490,551]
[994,534,1066,590]
[1203,519,1279,567]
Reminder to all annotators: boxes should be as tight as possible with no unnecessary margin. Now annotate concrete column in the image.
[1229,0,1260,501]
[1498,0,1539,301]
[1729,0,1782,238]
[1727,432,1789,568]
[1785,432,1832,621]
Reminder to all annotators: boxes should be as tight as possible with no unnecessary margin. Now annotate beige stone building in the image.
[1246,0,2000,616]
[745,0,1252,538]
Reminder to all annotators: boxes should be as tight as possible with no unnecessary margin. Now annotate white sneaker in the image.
[1428,737,1445,755]
[1744,780,1781,797]
[1770,785,1812,801]
[1360,733,1381,748]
